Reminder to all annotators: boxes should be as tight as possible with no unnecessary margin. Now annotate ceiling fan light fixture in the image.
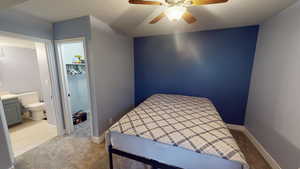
[165,6,187,21]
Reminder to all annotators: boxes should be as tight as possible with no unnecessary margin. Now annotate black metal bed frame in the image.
[108,145,183,169]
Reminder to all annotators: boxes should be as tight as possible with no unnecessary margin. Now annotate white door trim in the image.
[0,100,15,165]
[55,37,94,137]
[44,41,66,136]
[55,39,74,135]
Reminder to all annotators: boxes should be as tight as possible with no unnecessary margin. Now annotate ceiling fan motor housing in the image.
[165,0,192,6]
[165,0,179,4]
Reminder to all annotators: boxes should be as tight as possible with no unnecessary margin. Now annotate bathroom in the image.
[0,35,58,156]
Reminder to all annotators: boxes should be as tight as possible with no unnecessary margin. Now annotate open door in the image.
[0,32,65,162]
[55,38,92,136]
[35,42,57,125]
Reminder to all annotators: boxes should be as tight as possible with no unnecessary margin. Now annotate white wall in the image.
[0,8,53,169]
[246,1,300,169]
[61,41,85,64]
[0,8,53,40]
[89,16,134,136]
[53,16,91,40]
[53,16,134,137]
[0,46,42,95]
[0,49,4,89]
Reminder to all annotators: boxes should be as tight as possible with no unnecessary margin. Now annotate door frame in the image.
[55,37,94,136]
[0,99,15,164]
[0,30,66,164]
[43,40,66,136]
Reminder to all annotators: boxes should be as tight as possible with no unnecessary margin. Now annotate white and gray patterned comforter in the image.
[109,94,248,168]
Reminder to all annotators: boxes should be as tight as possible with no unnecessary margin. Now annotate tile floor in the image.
[9,119,57,157]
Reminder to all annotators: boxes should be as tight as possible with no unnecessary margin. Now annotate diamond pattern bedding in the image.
[109,94,248,168]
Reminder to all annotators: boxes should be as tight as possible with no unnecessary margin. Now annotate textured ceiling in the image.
[14,0,297,37]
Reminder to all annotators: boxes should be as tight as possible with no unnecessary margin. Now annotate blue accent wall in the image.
[134,26,259,125]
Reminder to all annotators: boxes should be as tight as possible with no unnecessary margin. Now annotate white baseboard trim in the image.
[227,124,246,132]
[91,134,105,144]
[243,128,282,169]
[227,124,281,169]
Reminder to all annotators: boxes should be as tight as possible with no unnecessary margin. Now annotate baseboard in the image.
[91,134,105,144]
[243,128,282,169]
[227,124,281,169]
[227,124,246,132]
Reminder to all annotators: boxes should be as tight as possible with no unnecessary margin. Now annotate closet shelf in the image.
[66,63,86,76]
[66,63,86,66]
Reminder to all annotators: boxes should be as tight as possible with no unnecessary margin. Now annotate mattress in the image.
[107,94,248,169]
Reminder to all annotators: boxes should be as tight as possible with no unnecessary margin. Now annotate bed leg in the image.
[109,145,113,169]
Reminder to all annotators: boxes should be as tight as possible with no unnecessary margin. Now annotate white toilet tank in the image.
[18,92,40,106]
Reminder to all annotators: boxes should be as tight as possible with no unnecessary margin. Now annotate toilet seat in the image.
[25,102,45,109]
[18,92,46,121]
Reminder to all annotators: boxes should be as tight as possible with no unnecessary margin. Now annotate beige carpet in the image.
[9,119,57,157]
[15,136,108,169]
[15,130,272,169]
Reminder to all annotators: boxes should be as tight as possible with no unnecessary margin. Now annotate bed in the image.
[106,94,248,169]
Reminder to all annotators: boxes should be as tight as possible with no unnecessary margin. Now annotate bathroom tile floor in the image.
[9,119,57,157]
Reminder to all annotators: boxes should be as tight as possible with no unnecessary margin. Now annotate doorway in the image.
[56,38,92,137]
[0,33,63,157]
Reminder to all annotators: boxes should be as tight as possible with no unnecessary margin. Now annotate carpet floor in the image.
[15,130,272,169]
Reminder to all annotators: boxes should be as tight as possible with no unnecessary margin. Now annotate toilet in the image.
[18,92,45,121]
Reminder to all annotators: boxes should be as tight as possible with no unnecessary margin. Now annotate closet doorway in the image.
[56,38,92,137]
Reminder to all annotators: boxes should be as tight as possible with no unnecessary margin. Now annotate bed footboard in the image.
[108,145,182,169]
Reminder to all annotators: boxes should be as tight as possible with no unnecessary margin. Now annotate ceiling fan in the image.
[129,0,229,24]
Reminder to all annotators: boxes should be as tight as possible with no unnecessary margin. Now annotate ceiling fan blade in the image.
[149,12,165,24]
[182,11,197,24]
[129,0,163,5]
[191,0,228,5]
